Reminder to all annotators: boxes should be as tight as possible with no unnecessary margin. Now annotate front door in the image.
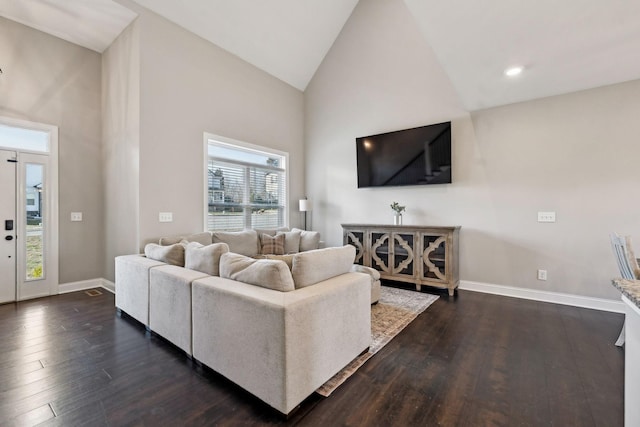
[0,150,17,303]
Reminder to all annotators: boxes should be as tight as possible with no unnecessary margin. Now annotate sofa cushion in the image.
[144,243,185,266]
[254,227,289,237]
[255,254,294,270]
[260,233,285,255]
[159,232,212,246]
[292,228,321,251]
[185,242,229,276]
[291,245,356,289]
[220,252,295,292]
[212,229,259,257]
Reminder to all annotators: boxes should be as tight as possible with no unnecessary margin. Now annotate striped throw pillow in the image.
[261,233,285,255]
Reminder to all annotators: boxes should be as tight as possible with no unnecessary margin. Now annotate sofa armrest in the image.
[192,272,371,415]
[115,254,165,326]
[350,265,381,304]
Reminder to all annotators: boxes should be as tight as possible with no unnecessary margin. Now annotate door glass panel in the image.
[25,163,44,281]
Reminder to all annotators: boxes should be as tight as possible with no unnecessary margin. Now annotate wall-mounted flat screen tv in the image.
[356,121,451,188]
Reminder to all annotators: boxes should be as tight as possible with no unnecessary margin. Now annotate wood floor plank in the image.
[0,287,624,426]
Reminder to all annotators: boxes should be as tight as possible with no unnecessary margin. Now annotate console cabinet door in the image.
[369,230,392,274]
[419,232,449,285]
[390,232,416,279]
[344,229,367,266]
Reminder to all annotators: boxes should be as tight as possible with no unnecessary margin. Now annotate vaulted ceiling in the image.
[2,0,640,110]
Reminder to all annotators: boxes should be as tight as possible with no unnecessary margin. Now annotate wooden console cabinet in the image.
[342,224,460,295]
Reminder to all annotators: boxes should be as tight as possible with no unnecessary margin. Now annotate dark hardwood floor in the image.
[0,285,624,426]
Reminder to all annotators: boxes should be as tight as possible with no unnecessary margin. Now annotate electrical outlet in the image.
[537,211,556,223]
[159,212,173,223]
[537,269,547,281]
[70,212,83,222]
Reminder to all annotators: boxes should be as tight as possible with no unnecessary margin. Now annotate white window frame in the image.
[203,133,289,231]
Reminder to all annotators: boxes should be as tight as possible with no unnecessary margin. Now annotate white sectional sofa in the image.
[114,228,373,415]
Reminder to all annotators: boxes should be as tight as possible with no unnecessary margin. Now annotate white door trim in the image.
[0,116,59,300]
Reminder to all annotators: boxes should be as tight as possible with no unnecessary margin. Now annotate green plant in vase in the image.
[390,202,405,225]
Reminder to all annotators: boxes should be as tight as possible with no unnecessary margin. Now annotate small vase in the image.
[393,213,403,225]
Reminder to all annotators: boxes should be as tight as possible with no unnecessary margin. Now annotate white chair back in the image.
[610,233,635,279]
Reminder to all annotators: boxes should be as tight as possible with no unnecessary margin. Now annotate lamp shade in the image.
[299,199,312,212]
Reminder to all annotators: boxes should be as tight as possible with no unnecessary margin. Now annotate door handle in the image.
[5,236,13,241]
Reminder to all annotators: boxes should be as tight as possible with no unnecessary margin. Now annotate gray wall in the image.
[0,16,104,284]
[102,20,140,281]
[102,3,305,281]
[135,9,305,248]
[305,0,640,299]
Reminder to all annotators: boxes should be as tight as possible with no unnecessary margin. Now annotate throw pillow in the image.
[261,233,285,255]
[212,229,259,257]
[255,254,294,270]
[220,252,295,292]
[279,230,301,254]
[185,242,229,276]
[144,243,185,266]
[291,245,356,289]
[291,228,321,251]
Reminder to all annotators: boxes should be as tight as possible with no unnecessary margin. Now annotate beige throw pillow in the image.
[261,233,285,255]
[144,243,185,266]
[291,228,321,251]
[291,245,356,289]
[212,229,259,257]
[256,254,294,270]
[220,252,295,292]
[185,242,229,276]
[280,230,301,254]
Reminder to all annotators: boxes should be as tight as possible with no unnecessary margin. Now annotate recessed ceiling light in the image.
[504,66,524,77]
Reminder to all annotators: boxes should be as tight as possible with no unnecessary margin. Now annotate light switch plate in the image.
[537,211,556,223]
[71,212,83,222]
[159,212,173,222]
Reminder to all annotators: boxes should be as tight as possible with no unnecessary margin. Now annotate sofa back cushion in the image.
[219,252,295,292]
[159,232,212,246]
[185,242,229,276]
[212,229,259,257]
[291,228,321,252]
[253,227,289,237]
[144,243,185,266]
[291,245,356,289]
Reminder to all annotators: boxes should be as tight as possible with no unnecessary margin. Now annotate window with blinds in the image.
[206,138,287,231]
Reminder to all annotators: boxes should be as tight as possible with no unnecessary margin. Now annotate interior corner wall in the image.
[304,0,640,300]
[102,19,141,281]
[0,16,104,284]
[136,10,304,247]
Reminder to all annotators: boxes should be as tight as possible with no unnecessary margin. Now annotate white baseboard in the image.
[100,279,115,294]
[58,278,115,295]
[459,280,625,314]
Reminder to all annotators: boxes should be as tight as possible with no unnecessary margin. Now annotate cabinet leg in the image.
[415,284,421,291]
[448,288,455,296]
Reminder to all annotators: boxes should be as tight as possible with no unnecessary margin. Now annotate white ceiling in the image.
[130,0,360,92]
[404,0,640,110]
[2,0,640,110]
[0,0,136,53]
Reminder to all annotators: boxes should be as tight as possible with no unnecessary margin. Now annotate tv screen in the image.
[356,121,452,188]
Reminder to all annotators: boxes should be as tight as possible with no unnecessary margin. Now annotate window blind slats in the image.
[207,141,287,231]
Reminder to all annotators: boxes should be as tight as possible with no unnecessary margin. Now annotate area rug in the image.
[316,286,439,396]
